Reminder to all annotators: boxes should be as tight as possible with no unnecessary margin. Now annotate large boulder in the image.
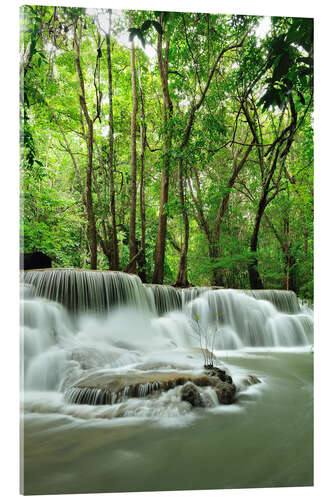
[181,382,205,408]
[215,381,236,405]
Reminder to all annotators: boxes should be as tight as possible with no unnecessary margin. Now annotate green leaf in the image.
[128,28,146,48]
[272,52,291,82]
[151,20,163,35]
[38,52,47,61]
[141,20,152,32]
[297,56,313,66]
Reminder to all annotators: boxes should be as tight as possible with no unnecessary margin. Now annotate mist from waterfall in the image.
[22,270,313,402]
[21,270,314,495]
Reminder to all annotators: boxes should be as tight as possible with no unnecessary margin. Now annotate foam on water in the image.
[21,270,313,420]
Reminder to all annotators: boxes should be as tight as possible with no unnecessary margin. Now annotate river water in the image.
[21,270,314,495]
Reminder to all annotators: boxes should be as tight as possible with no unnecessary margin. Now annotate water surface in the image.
[23,350,313,495]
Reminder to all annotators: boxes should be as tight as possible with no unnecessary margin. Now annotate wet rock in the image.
[215,381,236,405]
[181,382,205,408]
[65,369,240,407]
[21,251,52,270]
[248,374,261,385]
[205,366,233,384]
[66,371,214,405]
[242,374,261,387]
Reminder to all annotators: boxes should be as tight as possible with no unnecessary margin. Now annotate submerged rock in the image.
[247,374,261,385]
[181,382,205,407]
[215,381,236,405]
[241,374,262,387]
[236,374,262,394]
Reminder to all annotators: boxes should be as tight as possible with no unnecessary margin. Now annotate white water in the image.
[21,270,314,494]
[22,271,313,420]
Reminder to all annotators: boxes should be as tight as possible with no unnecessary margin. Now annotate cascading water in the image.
[21,269,314,494]
[22,269,313,395]
[23,268,155,313]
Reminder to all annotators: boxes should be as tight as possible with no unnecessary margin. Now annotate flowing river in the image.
[21,270,313,495]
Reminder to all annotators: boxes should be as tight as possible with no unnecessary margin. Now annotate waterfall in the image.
[145,284,206,314]
[23,269,304,316]
[240,289,301,313]
[186,289,312,348]
[23,269,154,313]
[21,269,313,399]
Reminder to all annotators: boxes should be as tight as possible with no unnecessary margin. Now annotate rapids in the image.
[21,269,314,494]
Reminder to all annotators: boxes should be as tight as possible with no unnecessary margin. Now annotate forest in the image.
[20,6,314,300]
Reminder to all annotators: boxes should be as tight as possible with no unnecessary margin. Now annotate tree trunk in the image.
[304,229,308,257]
[153,169,170,283]
[152,30,173,284]
[175,160,190,287]
[105,17,119,270]
[138,55,147,282]
[248,197,266,289]
[208,242,225,286]
[287,253,296,292]
[128,34,138,273]
[282,216,297,291]
[74,20,97,270]
[85,125,97,269]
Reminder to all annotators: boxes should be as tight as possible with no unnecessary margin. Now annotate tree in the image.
[20,8,313,299]
[73,15,100,269]
[96,9,120,270]
[174,14,251,287]
[151,13,174,284]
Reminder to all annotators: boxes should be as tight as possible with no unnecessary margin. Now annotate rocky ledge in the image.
[65,367,261,408]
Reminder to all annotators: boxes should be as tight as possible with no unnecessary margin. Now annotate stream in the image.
[21,270,313,495]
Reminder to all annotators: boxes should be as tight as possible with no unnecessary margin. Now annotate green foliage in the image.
[259,17,313,110]
[128,19,163,48]
[20,7,313,300]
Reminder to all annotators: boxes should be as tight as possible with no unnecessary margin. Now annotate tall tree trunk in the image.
[105,12,119,270]
[137,55,147,282]
[248,196,266,289]
[84,121,97,268]
[128,32,138,273]
[286,253,296,292]
[304,231,308,257]
[208,242,225,286]
[282,216,297,291]
[152,29,173,284]
[282,216,290,289]
[74,20,97,269]
[175,159,190,287]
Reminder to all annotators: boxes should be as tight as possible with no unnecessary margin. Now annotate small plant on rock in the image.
[191,313,220,368]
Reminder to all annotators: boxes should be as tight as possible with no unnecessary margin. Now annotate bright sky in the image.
[256,16,272,40]
[87,8,272,61]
